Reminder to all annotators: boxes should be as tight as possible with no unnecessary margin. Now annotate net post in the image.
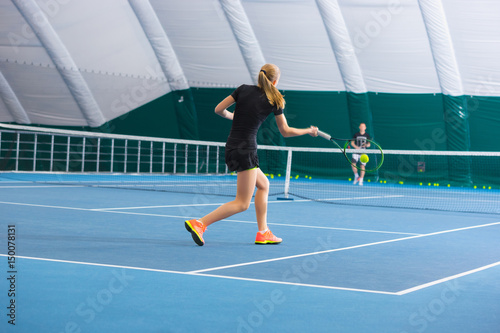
[278,148,294,200]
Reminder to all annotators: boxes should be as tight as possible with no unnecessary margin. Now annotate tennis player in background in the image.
[351,123,371,186]
[185,64,318,246]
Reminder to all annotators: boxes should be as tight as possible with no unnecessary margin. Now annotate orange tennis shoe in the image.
[185,219,206,246]
[255,229,282,245]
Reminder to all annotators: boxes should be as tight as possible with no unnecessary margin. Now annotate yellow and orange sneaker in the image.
[255,229,282,245]
[185,219,206,246]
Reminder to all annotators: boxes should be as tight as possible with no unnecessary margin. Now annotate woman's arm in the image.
[275,114,318,138]
[215,95,236,120]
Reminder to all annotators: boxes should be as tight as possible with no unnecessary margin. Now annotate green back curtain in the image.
[81,88,500,188]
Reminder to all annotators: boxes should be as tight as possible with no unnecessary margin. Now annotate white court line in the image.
[92,195,404,211]
[0,254,396,295]
[396,261,500,295]
[0,185,85,188]
[0,200,419,236]
[188,221,500,274]
[0,200,96,211]
[403,195,500,204]
[1,222,498,296]
[92,202,229,211]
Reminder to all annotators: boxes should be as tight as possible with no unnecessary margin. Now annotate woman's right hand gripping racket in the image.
[317,129,384,172]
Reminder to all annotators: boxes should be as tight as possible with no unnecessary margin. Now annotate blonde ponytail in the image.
[257,64,285,110]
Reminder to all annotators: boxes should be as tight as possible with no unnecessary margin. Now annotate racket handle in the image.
[317,129,331,141]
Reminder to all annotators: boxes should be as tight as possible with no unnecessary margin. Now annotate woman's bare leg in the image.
[254,168,270,231]
[199,168,257,226]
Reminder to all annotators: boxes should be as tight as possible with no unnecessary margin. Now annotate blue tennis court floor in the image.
[1,178,499,332]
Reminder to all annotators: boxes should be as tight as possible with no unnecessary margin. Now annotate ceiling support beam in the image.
[128,0,199,139]
[417,0,463,96]
[0,70,30,124]
[316,0,373,138]
[128,0,189,91]
[315,0,366,93]
[12,0,106,127]
[219,0,265,84]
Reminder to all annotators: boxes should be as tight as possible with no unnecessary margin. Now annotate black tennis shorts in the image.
[225,147,259,172]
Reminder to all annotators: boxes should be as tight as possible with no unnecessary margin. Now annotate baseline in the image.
[0,200,419,236]
[188,221,500,274]
[0,254,396,295]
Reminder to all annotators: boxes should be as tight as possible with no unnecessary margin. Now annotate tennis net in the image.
[1,123,499,215]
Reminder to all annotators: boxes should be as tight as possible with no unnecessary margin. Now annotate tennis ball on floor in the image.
[360,154,369,164]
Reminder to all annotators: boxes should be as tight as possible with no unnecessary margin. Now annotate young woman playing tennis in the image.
[185,64,318,246]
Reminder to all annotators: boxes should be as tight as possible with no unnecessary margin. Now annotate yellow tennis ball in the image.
[360,154,369,164]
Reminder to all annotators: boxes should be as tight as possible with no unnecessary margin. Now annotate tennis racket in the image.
[317,129,384,172]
